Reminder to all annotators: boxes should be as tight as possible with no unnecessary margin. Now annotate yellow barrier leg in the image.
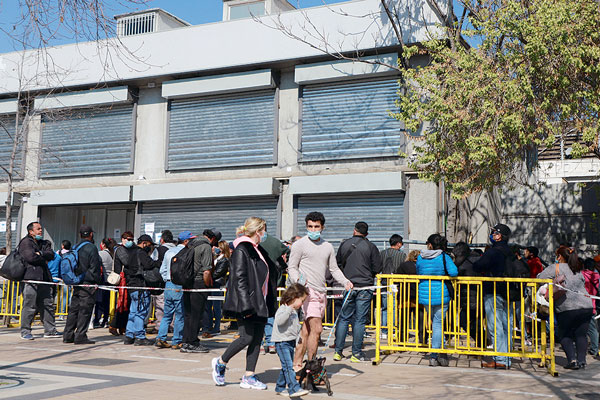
[374,276,381,365]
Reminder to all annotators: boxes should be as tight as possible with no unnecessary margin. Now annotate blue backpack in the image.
[59,241,90,285]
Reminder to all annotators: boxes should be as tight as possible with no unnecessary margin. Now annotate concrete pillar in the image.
[277,70,299,169]
[134,87,167,180]
[280,180,294,240]
[407,177,439,244]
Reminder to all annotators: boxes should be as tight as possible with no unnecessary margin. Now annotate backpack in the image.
[59,241,89,285]
[170,245,195,286]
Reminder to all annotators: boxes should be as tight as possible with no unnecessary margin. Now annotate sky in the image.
[0,0,349,53]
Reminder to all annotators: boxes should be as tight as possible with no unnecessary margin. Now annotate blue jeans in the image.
[334,289,373,356]
[484,294,512,366]
[126,290,151,339]
[202,291,223,334]
[429,304,448,358]
[263,317,274,347]
[275,340,301,395]
[588,316,599,354]
[158,281,184,344]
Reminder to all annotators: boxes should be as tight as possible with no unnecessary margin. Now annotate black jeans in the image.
[93,289,110,326]
[63,287,97,342]
[182,279,208,346]
[222,317,266,372]
[557,308,593,365]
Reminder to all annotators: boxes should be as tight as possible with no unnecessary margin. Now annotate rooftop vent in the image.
[222,0,295,21]
[115,8,190,37]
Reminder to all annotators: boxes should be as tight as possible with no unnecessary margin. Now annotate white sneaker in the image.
[290,389,310,397]
[240,375,267,390]
[276,390,290,397]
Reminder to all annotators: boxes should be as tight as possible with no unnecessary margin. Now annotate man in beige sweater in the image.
[287,211,353,370]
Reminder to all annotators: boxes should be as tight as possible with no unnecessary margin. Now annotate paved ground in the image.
[0,322,599,400]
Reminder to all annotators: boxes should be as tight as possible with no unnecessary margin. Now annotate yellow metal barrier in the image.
[374,274,556,376]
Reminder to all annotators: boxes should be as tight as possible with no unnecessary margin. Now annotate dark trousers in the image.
[182,279,208,346]
[222,317,266,372]
[557,308,593,365]
[93,289,110,327]
[63,287,97,342]
[20,283,56,336]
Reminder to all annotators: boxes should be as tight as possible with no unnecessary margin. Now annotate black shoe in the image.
[578,362,586,370]
[124,336,135,345]
[563,361,579,370]
[74,339,96,345]
[63,338,74,344]
[180,344,209,353]
[134,338,155,346]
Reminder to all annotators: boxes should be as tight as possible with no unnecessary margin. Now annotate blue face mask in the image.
[260,232,267,243]
[214,248,221,255]
[489,233,496,244]
[124,240,134,248]
[34,235,43,240]
[307,230,321,241]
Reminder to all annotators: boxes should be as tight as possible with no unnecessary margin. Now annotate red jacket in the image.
[527,256,544,278]
[582,269,599,313]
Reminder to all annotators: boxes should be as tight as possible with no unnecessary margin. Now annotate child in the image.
[272,283,310,397]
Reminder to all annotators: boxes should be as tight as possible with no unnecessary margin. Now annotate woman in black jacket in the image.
[211,217,278,390]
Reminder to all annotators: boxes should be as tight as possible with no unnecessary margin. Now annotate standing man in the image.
[63,225,102,345]
[181,229,221,353]
[474,223,513,369]
[260,223,290,354]
[19,222,59,340]
[156,231,194,349]
[378,234,406,338]
[149,230,176,334]
[333,222,382,362]
[288,212,352,370]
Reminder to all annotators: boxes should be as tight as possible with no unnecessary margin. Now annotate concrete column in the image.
[20,201,39,234]
[407,177,439,244]
[134,87,167,180]
[24,114,42,183]
[277,70,299,169]
[280,180,294,240]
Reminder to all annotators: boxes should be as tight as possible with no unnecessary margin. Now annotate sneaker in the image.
[123,336,135,345]
[180,344,209,353]
[350,354,370,363]
[134,338,155,346]
[429,357,440,367]
[438,355,449,367]
[155,339,171,349]
[21,333,34,340]
[290,389,310,397]
[44,331,62,338]
[212,357,226,386]
[333,352,343,361]
[564,361,579,370]
[276,390,290,397]
[269,346,277,354]
[240,374,267,390]
[380,332,388,339]
[171,343,183,350]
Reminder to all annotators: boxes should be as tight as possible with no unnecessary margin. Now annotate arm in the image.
[371,244,383,276]
[40,240,55,261]
[328,247,351,289]
[537,265,555,280]
[274,305,294,327]
[113,248,123,274]
[287,242,301,284]
[140,250,160,271]
[19,238,46,265]
[87,248,103,283]
[445,254,459,277]
[159,251,170,282]
[213,258,230,280]
[194,244,213,273]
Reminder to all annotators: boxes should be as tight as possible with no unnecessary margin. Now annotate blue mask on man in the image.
[34,235,43,240]
[307,230,321,241]
[124,241,134,248]
[489,234,496,244]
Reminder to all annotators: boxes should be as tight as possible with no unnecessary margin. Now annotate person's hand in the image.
[345,281,354,291]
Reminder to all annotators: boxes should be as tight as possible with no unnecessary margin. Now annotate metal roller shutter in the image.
[300,78,404,162]
[40,105,135,178]
[167,90,276,170]
[295,192,405,250]
[0,116,23,180]
[139,196,279,242]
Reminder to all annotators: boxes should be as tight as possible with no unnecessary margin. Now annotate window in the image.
[229,1,265,20]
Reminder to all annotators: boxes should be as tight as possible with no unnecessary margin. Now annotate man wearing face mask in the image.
[19,221,58,340]
[288,212,352,371]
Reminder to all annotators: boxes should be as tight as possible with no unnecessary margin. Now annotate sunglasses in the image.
[125,238,134,241]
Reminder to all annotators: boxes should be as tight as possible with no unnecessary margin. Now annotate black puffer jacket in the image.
[456,254,481,309]
[223,241,278,320]
[336,235,382,288]
[19,236,55,281]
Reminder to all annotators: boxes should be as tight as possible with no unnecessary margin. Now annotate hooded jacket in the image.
[416,250,458,306]
[19,236,55,282]
[223,240,278,320]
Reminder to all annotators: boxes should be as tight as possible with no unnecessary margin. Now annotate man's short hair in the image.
[526,246,539,257]
[305,211,325,226]
[203,229,222,242]
[62,240,72,250]
[389,234,403,247]
[161,230,174,243]
[354,221,368,235]
[26,221,40,233]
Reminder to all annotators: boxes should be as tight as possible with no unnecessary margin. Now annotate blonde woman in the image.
[211,217,278,390]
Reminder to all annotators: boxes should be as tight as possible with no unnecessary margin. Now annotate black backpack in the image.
[170,245,195,286]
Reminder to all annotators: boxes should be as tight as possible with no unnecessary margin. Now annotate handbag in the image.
[0,248,26,281]
[441,253,455,300]
[545,263,566,300]
[107,271,121,285]
[116,272,129,313]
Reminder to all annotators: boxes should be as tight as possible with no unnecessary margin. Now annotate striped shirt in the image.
[380,248,406,274]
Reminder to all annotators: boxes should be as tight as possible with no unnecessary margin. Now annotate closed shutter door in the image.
[40,105,135,178]
[0,116,23,180]
[301,79,403,161]
[168,90,276,170]
[0,206,20,248]
[295,192,404,250]
[139,196,279,242]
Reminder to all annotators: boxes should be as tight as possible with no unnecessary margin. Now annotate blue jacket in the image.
[416,250,458,306]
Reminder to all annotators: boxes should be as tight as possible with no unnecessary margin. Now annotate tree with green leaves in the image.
[393,0,600,198]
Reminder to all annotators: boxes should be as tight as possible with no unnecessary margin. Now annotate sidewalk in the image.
[0,322,598,399]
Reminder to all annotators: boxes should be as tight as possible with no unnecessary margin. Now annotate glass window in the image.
[229,1,265,20]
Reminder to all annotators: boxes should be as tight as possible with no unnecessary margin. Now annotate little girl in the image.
[272,283,310,397]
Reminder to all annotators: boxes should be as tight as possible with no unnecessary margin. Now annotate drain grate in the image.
[69,358,135,366]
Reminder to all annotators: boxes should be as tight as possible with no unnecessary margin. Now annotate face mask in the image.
[143,246,152,253]
[124,241,134,248]
[307,230,321,241]
[34,235,43,240]
[214,248,221,255]
[489,234,496,244]
[259,232,267,243]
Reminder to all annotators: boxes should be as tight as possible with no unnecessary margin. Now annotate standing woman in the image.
[538,246,593,369]
[211,217,278,390]
[416,233,458,367]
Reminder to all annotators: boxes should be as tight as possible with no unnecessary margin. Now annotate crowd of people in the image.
[2,214,600,395]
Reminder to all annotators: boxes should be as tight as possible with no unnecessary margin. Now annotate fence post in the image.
[548,283,557,376]
[374,275,382,365]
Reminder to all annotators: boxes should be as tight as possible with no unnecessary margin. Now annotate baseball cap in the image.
[137,234,156,245]
[491,223,511,237]
[178,231,197,241]
[79,225,94,236]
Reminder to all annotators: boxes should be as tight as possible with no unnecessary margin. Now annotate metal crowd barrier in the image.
[1,280,73,326]
[373,274,557,375]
